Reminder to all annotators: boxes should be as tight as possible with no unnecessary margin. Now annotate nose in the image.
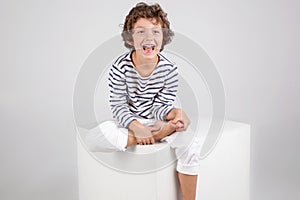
[145,29,154,40]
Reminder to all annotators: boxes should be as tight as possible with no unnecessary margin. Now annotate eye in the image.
[136,29,145,34]
[153,29,162,34]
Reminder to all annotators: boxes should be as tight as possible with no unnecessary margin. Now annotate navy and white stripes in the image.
[108,51,179,128]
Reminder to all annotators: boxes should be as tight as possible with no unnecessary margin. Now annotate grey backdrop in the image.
[0,0,299,200]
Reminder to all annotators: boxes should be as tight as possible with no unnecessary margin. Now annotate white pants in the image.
[84,119,202,175]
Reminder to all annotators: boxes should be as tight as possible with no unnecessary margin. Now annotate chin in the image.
[136,49,159,60]
[143,52,158,59]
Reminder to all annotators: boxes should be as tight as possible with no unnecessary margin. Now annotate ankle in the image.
[126,130,137,147]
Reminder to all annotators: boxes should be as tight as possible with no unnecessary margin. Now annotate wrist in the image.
[128,120,144,132]
[165,108,180,121]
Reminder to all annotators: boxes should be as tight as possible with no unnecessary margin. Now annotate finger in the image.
[171,118,179,124]
[140,139,144,145]
[173,121,183,130]
[138,137,146,145]
[146,138,152,145]
[167,121,177,128]
[172,117,183,125]
[143,139,148,145]
[176,127,186,132]
[141,139,148,145]
[176,123,188,132]
[149,126,160,132]
[137,139,142,145]
[150,137,155,144]
[138,138,143,144]
[175,121,184,128]
[144,137,154,145]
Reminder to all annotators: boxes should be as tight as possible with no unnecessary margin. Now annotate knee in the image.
[176,137,202,165]
[83,125,107,152]
[83,121,127,152]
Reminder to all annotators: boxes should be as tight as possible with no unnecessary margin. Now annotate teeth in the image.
[142,44,155,51]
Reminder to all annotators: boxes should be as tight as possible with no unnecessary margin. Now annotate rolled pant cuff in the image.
[116,128,128,151]
[176,162,200,175]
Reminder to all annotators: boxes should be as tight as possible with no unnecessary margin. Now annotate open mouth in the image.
[142,44,156,54]
[142,44,155,51]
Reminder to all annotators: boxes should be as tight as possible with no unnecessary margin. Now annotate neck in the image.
[132,51,159,77]
[132,51,158,67]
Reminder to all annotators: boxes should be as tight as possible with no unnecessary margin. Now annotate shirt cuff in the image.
[159,106,174,121]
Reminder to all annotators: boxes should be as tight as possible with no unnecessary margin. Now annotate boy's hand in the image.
[165,108,190,132]
[151,121,177,141]
[128,120,157,145]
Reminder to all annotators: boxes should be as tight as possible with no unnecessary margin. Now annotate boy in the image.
[85,2,201,200]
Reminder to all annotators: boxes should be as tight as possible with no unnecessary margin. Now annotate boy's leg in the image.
[164,131,202,200]
[84,121,130,152]
[178,172,198,200]
[89,119,172,149]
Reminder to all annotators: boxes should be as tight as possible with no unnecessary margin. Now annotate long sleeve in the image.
[108,64,136,128]
[152,65,179,120]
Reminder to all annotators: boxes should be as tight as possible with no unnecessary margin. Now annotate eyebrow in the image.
[134,26,161,29]
[135,26,145,28]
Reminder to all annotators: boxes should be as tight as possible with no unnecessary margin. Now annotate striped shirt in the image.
[108,51,179,128]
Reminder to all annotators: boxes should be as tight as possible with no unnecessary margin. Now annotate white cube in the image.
[77,120,250,200]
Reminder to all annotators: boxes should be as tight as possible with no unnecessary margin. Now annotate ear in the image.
[126,40,133,46]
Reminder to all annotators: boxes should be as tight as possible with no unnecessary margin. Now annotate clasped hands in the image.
[128,108,190,145]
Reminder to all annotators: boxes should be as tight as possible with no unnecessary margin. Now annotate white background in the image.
[0,0,299,200]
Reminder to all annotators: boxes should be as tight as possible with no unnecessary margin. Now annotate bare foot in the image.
[126,121,177,147]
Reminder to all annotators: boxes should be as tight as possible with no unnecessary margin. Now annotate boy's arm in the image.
[151,65,190,132]
[128,120,156,145]
[165,108,190,132]
[108,65,136,128]
[152,65,179,121]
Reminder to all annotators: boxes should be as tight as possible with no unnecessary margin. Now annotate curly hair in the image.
[121,2,174,51]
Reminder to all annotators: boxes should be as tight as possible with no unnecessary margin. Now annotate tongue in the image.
[144,47,152,54]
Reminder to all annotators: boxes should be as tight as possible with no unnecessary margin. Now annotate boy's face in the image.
[131,18,163,60]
